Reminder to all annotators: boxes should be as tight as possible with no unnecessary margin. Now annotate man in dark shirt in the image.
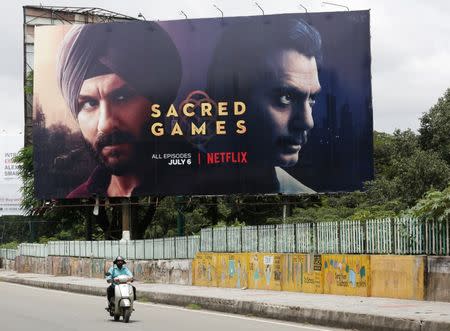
[57,22,182,198]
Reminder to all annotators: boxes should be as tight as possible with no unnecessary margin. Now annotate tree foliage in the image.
[419,88,450,164]
[5,88,450,244]
[409,184,450,222]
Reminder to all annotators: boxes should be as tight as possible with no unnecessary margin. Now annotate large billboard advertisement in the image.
[33,11,373,198]
[0,134,23,215]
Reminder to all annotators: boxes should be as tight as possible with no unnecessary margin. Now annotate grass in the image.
[185,303,202,310]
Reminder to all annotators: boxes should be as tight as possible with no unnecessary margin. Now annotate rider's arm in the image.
[106,267,114,282]
[125,267,133,279]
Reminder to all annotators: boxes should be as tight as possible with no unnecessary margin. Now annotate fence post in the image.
[256,225,260,252]
[337,221,341,254]
[362,220,367,254]
[274,225,277,253]
[240,226,243,253]
[447,219,449,256]
[163,237,165,259]
[212,228,214,252]
[390,218,395,254]
[314,222,318,254]
[294,224,298,253]
[225,227,228,253]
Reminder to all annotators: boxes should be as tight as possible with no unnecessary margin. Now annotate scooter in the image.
[105,273,134,323]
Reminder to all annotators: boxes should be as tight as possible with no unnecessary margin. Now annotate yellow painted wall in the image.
[248,253,283,291]
[281,254,323,293]
[192,252,218,287]
[216,253,249,289]
[371,255,425,300]
[192,253,426,301]
[323,254,370,297]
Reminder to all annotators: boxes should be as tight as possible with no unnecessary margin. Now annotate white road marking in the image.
[137,301,343,331]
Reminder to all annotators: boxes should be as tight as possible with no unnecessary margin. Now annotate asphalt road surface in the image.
[0,282,349,331]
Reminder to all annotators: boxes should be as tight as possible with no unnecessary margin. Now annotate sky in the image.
[0,0,449,136]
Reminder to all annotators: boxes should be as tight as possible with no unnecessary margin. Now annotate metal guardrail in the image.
[11,217,450,259]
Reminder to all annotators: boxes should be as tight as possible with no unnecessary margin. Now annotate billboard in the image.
[33,11,373,198]
[0,134,23,215]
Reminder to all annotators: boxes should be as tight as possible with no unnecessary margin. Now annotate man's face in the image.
[77,73,151,175]
[116,260,124,269]
[249,49,320,167]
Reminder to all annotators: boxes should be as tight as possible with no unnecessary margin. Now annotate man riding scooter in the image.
[106,256,136,309]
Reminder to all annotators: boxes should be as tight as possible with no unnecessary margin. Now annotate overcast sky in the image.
[0,0,449,136]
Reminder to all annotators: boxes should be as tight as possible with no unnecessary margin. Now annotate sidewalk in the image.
[1,270,449,331]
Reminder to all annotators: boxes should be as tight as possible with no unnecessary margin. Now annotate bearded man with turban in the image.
[57,21,182,198]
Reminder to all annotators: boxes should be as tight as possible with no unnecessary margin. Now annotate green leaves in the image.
[419,88,450,164]
[409,185,450,222]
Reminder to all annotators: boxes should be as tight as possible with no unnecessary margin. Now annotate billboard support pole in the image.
[121,199,131,241]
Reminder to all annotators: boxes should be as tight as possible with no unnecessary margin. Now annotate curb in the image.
[1,276,448,331]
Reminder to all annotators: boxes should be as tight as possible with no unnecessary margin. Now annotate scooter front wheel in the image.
[114,314,120,321]
[123,308,131,323]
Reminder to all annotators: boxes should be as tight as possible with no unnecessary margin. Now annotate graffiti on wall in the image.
[323,254,369,296]
[248,254,282,290]
[282,254,323,293]
[193,253,217,287]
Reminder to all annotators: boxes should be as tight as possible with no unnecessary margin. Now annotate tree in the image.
[13,146,36,215]
[419,88,450,164]
[409,184,450,222]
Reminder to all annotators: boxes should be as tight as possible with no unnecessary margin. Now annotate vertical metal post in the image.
[446,219,449,256]
[294,223,298,253]
[240,226,243,253]
[256,225,260,252]
[121,200,131,240]
[390,218,395,254]
[337,221,341,254]
[274,224,277,253]
[225,226,228,253]
[314,222,319,254]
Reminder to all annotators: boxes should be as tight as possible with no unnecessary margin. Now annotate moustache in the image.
[94,131,136,152]
[278,131,309,146]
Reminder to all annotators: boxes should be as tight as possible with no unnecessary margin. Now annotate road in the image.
[0,282,349,331]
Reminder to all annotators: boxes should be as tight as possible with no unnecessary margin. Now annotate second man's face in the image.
[77,73,151,175]
[249,49,320,167]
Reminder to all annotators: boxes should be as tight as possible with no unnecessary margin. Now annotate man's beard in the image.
[84,130,149,176]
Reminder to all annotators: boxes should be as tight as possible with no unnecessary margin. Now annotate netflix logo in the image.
[198,151,248,165]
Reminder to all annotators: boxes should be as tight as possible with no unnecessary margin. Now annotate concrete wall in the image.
[12,256,192,285]
[426,256,450,302]
[192,253,450,302]
[371,255,425,300]
[192,253,323,293]
[7,253,450,302]
[0,257,15,271]
[134,259,192,285]
[323,254,370,297]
